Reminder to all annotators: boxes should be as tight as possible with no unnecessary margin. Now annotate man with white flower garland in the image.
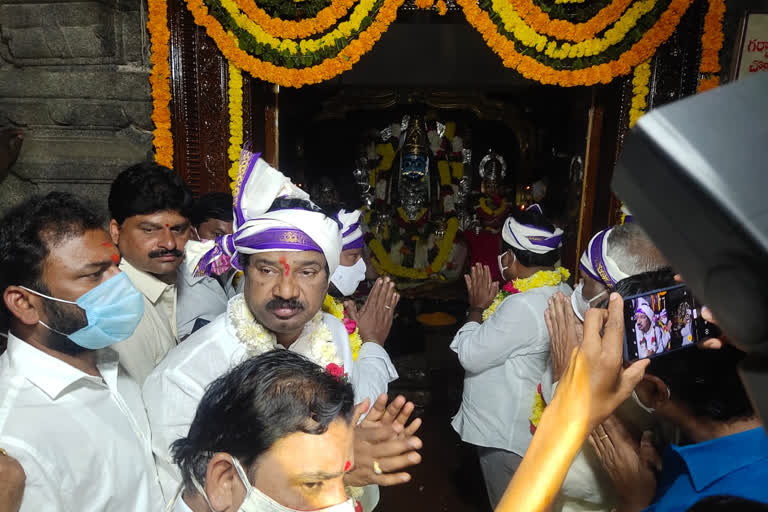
[142,146,402,505]
[451,204,572,509]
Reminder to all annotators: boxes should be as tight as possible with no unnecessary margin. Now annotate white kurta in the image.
[450,283,572,457]
[0,334,164,511]
[142,294,397,503]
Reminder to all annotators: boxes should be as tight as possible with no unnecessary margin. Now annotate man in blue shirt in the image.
[588,270,768,512]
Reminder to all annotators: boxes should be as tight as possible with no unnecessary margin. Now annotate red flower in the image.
[343,317,357,334]
[502,281,520,294]
[354,501,363,512]
[326,363,345,378]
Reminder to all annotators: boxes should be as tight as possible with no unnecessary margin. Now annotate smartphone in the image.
[623,284,720,363]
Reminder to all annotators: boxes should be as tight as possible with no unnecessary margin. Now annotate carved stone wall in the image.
[0,0,153,214]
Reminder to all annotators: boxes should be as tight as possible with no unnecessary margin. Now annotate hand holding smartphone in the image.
[623,284,720,363]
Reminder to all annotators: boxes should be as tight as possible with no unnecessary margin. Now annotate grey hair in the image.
[606,223,667,276]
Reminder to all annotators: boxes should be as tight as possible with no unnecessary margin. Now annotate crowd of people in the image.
[0,142,766,512]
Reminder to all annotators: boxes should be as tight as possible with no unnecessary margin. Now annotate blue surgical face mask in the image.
[20,272,144,350]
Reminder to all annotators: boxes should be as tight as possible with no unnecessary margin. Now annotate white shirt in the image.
[143,295,397,502]
[0,334,164,511]
[176,260,240,339]
[114,259,179,385]
[451,283,571,456]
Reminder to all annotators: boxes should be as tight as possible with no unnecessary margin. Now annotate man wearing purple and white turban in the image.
[142,146,399,503]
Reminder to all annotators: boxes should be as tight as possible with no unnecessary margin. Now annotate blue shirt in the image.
[644,427,768,511]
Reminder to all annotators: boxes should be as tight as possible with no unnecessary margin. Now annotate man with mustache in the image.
[108,162,193,384]
[0,192,163,510]
[144,147,409,507]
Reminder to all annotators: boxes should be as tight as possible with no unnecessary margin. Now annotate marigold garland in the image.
[504,0,634,43]
[629,60,651,127]
[147,0,173,167]
[227,61,244,192]
[697,0,725,92]
[457,0,693,86]
[182,0,403,87]
[233,0,357,39]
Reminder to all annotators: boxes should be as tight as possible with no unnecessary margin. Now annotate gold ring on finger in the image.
[373,461,383,474]
[0,448,7,456]
[599,435,609,440]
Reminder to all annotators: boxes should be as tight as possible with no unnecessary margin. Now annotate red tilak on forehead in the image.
[344,460,351,472]
[279,256,290,276]
[101,242,112,247]
[111,252,120,264]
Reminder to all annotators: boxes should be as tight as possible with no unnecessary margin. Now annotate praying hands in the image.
[345,394,423,487]
[545,292,583,382]
[588,416,660,512]
[345,277,400,346]
[464,263,499,323]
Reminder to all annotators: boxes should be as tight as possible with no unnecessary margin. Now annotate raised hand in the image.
[545,292,584,382]
[588,416,659,512]
[464,263,499,311]
[346,277,400,346]
[344,394,423,487]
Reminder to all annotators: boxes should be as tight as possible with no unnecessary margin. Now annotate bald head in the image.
[606,223,667,276]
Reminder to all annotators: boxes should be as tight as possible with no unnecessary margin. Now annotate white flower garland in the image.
[228,294,344,371]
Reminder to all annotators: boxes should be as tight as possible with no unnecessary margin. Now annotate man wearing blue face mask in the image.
[0,192,164,511]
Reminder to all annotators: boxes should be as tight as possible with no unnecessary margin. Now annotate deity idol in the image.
[362,116,467,287]
[463,149,513,282]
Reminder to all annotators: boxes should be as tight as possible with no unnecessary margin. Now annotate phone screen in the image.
[623,284,719,362]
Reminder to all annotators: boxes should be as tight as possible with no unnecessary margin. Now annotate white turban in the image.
[501,204,563,255]
[635,301,654,323]
[186,145,342,276]
[336,209,364,250]
[579,227,629,287]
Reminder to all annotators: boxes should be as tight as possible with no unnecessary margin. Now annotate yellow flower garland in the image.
[233,0,357,39]
[697,0,724,93]
[482,267,571,321]
[323,294,363,361]
[457,0,693,86]
[479,197,507,217]
[227,61,244,192]
[182,0,404,87]
[147,0,173,167]
[220,0,378,55]
[629,60,651,127]
[496,0,633,43]
[491,0,657,60]
[370,217,460,280]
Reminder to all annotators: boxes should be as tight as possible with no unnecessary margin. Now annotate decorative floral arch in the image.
[148,0,724,171]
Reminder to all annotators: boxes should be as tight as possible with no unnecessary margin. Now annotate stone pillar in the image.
[0,0,153,214]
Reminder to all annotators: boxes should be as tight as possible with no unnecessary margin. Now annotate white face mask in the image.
[570,281,608,322]
[193,457,357,512]
[497,251,514,280]
[330,258,367,297]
